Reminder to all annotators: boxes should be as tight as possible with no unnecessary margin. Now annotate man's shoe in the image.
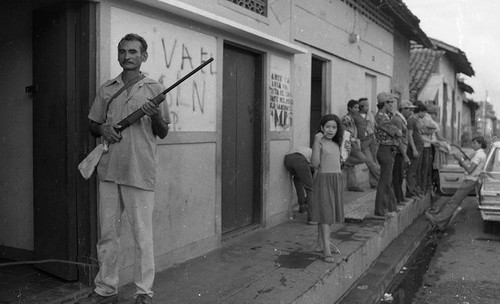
[386,211,397,218]
[348,186,364,192]
[76,292,118,304]
[135,294,153,304]
[299,205,307,213]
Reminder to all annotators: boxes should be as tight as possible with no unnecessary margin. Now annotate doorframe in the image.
[310,55,330,147]
[32,1,98,284]
[221,41,265,237]
[74,1,98,284]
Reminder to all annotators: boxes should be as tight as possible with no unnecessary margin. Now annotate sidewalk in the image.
[112,186,430,304]
[15,185,430,304]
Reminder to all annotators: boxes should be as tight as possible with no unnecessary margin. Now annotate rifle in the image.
[78,57,214,179]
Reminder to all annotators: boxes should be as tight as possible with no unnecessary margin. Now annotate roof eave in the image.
[430,38,475,76]
[375,0,434,48]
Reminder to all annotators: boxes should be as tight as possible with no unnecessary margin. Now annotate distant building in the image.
[410,38,475,144]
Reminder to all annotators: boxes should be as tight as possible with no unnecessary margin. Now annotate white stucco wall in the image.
[99,0,301,283]
[97,0,399,284]
[438,57,458,143]
[290,0,393,146]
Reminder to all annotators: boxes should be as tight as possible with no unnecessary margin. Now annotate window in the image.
[339,0,394,33]
[226,0,267,17]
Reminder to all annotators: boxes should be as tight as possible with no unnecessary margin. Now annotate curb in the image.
[337,214,432,304]
[291,194,431,304]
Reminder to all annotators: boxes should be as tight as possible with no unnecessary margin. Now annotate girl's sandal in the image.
[330,242,342,255]
[322,255,335,263]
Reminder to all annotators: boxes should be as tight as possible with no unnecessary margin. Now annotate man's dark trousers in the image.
[284,153,313,212]
[375,145,397,216]
[392,152,405,204]
[406,146,423,196]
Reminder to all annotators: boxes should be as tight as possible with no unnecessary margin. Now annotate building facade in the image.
[0,0,429,285]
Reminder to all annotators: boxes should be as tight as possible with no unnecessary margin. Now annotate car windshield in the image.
[484,147,500,172]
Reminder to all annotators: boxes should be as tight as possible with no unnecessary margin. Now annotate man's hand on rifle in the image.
[142,101,160,117]
[99,123,122,143]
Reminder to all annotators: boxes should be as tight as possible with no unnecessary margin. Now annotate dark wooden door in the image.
[222,45,262,234]
[310,57,325,146]
[33,2,97,282]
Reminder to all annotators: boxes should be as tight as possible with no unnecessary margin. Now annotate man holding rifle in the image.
[77,33,169,304]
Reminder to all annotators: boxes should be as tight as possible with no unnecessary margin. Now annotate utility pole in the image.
[484,91,489,134]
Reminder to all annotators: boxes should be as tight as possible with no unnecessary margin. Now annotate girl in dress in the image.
[310,114,345,263]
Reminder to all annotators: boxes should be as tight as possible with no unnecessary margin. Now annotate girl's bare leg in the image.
[315,224,322,251]
[321,224,332,257]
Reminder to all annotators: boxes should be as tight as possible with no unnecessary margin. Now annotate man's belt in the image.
[361,133,375,140]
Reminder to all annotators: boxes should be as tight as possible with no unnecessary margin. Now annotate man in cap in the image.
[342,99,368,192]
[373,92,402,216]
[419,102,440,193]
[352,97,380,189]
[391,101,414,204]
[406,101,427,198]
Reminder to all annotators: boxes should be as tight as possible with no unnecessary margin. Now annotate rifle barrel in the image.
[115,57,214,132]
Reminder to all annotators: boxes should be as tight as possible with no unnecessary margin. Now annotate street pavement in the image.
[412,196,500,304]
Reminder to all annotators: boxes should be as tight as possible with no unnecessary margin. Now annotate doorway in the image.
[310,57,327,146]
[221,44,263,234]
[364,73,377,112]
[32,2,97,282]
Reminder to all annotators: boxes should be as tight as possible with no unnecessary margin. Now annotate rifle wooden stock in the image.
[79,57,214,179]
[78,143,108,180]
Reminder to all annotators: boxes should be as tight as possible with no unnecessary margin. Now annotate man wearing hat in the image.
[406,101,427,198]
[353,97,380,189]
[373,92,402,216]
[419,103,440,193]
[391,101,415,204]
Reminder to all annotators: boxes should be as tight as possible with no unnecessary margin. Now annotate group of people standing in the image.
[284,91,485,263]
[338,92,434,217]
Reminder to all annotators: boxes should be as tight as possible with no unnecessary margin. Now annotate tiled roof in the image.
[409,43,445,101]
[463,98,480,110]
[458,79,474,94]
[369,0,433,47]
[430,38,475,76]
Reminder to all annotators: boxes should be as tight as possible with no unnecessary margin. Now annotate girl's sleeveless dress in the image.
[310,139,345,224]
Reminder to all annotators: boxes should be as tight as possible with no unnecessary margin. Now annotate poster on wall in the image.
[269,55,292,131]
[110,7,217,132]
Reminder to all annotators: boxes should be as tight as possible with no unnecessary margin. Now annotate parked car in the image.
[478,141,500,231]
[434,144,475,196]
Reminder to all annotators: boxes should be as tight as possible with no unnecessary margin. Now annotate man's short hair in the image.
[347,99,359,110]
[119,33,148,53]
[413,100,427,113]
[472,136,488,149]
[358,97,368,103]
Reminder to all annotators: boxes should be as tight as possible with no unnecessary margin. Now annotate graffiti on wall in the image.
[110,7,217,132]
[269,56,292,131]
